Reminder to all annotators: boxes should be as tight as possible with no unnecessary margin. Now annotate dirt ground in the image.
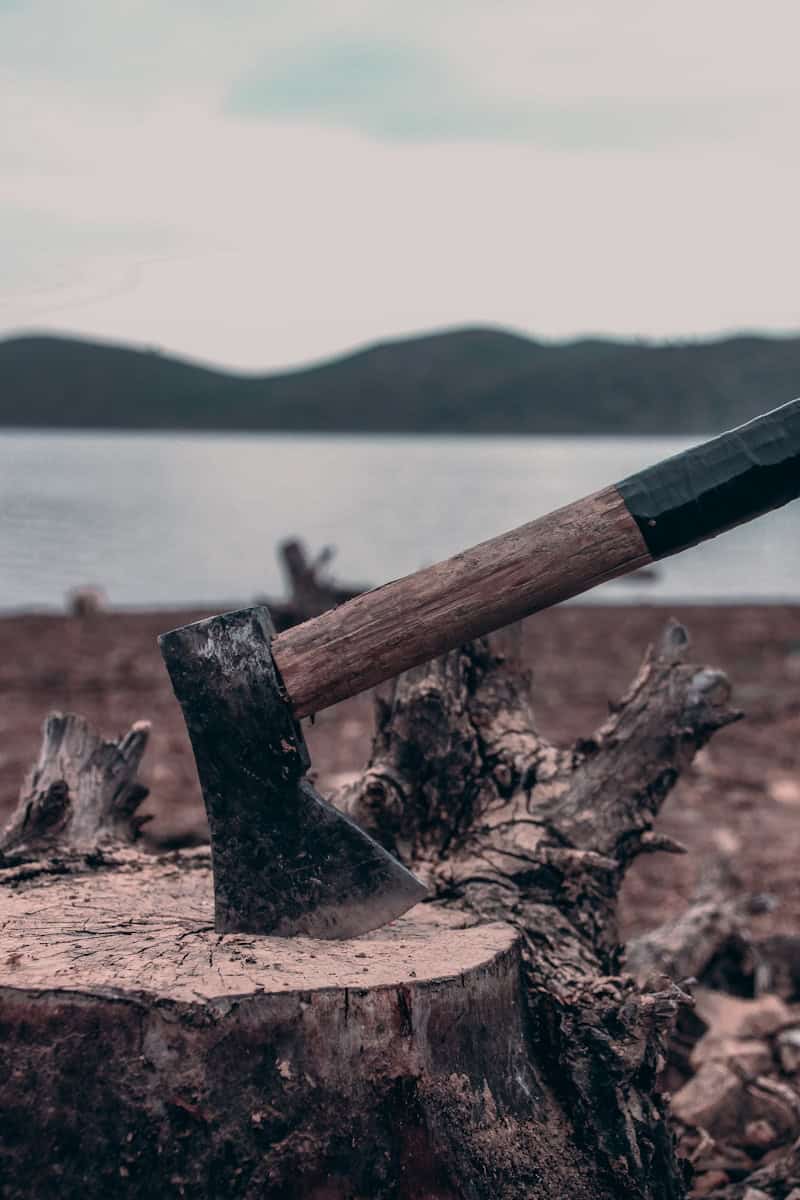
[1,603,799,943]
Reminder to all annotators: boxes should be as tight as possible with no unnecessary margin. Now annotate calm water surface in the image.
[1,431,798,610]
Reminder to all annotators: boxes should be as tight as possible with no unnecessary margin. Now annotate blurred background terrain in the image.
[3,327,800,433]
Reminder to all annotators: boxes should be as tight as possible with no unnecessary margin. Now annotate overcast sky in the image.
[2,1,799,369]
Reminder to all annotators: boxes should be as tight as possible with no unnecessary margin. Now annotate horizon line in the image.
[2,320,799,380]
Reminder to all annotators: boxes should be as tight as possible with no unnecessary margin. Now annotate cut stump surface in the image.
[0,855,552,1200]
[0,856,517,1000]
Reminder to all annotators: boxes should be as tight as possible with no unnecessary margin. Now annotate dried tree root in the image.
[337,619,741,1199]
[627,857,749,989]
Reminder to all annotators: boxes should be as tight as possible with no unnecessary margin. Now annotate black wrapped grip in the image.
[617,397,800,559]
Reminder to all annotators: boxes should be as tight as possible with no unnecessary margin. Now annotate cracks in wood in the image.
[331,618,739,1199]
[0,713,151,859]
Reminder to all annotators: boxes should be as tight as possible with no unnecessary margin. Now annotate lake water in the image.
[0,430,798,612]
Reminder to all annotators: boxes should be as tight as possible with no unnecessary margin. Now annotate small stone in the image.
[768,774,800,806]
[745,1076,800,1140]
[691,1138,752,1175]
[691,1169,729,1197]
[777,1027,800,1074]
[693,988,791,1039]
[711,828,741,855]
[737,995,792,1038]
[671,1062,745,1137]
[690,1035,772,1077]
[742,1118,778,1150]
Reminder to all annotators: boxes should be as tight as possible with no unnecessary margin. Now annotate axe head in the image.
[159,607,426,938]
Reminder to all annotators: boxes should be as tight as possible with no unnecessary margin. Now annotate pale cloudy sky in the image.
[1,1,799,369]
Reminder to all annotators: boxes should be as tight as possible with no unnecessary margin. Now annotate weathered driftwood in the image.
[0,712,151,859]
[626,853,797,1002]
[0,621,739,1198]
[627,858,750,990]
[279,538,366,621]
[335,619,740,1199]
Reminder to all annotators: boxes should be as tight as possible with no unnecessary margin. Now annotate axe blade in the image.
[159,606,426,938]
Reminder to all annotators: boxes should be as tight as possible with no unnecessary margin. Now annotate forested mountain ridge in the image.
[1,327,799,434]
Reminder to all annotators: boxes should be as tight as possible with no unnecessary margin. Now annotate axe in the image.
[160,398,800,939]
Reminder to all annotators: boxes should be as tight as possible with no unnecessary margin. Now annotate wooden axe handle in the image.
[273,398,800,718]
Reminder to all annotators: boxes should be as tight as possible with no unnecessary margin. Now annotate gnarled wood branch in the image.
[336,618,741,1198]
[0,712,151,859]
[338,620,739,950]
[626,858,749,989]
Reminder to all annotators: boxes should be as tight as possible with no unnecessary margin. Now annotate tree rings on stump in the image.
[0,855,541,1199]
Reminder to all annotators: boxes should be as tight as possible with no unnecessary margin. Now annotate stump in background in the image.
[279,538,368,622]
[0,712,150,858]
[0,621,739,1198]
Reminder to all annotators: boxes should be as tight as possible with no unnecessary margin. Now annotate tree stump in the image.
[1,857,544,1199]
[0,621,740,1198]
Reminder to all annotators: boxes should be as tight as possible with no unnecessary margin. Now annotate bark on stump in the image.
[0,712,150,856]
[0,621,739,1198]
[0,859,543,1200]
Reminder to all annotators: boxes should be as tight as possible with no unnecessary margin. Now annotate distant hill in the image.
[1,327,799,434]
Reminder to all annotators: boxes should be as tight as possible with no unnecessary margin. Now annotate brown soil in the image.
[2,603,799,943]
